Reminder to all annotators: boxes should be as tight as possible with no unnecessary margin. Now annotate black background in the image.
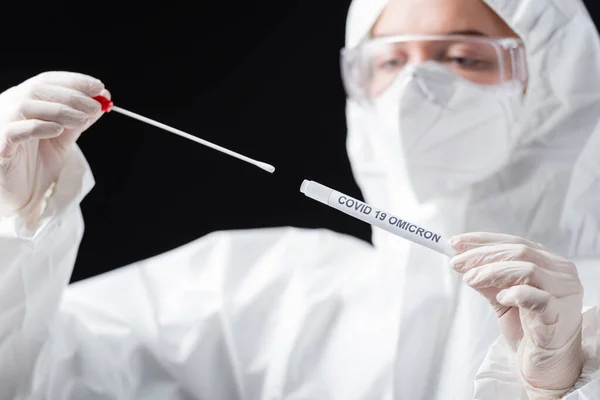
[0,1,598,282]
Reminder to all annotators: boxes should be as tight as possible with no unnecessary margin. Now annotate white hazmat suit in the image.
[2,0,600,399]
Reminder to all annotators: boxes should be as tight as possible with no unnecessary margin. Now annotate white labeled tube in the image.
[300,180,455,257]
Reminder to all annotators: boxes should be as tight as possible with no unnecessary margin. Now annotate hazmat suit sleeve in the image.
[473,306,600,399]
[45,224,373,400]
[0,146,93,398]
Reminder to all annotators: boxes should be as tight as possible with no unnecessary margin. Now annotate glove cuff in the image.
[518,323,584,399]
[0,146,94,239]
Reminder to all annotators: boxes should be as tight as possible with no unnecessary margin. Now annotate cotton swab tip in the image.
[256,162,276,173]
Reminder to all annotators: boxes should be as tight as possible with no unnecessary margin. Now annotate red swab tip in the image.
[93,95,114,112]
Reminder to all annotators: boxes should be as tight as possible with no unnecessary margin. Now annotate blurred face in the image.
[367,0,521,96]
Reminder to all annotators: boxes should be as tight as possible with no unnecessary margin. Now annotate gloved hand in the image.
[0,71,109,216]
[449,233,585,399]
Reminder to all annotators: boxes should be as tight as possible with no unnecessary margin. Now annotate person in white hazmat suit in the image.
[2,0,600,398]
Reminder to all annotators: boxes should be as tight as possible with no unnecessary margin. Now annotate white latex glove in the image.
[449,233,585,399]
[0,71,109,217]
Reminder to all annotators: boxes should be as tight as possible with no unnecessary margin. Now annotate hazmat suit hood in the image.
[345,0,600,257]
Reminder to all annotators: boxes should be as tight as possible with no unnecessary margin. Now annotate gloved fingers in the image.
[0,120,63,158]
[100,88,111,100]
[463,261,581,298]
[91,88,111,119]
[25,71,104,97]
[52,88,112,148]
[470,286,513,318]
[496,285,558,326]
[28,84,101,115]
[84,89,110,126]
[450,232,548,253]
[19,100,89,129]
[449,243,575,275]
[89,89,110,122]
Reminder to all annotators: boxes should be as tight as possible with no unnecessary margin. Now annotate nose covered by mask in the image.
[371,63,524,203]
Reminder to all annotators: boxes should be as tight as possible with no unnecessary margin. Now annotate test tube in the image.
[300,180,455,257]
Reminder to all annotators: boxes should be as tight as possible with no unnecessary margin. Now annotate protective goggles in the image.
[340,34,527,104]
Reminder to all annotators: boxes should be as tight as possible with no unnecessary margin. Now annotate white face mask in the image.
[371,63,524,203]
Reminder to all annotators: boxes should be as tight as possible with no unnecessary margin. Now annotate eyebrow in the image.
[371,29,490,39]
[447,29,488,36]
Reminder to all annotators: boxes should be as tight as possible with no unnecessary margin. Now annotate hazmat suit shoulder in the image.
[45,227,372,399]
[0,146,375,399]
